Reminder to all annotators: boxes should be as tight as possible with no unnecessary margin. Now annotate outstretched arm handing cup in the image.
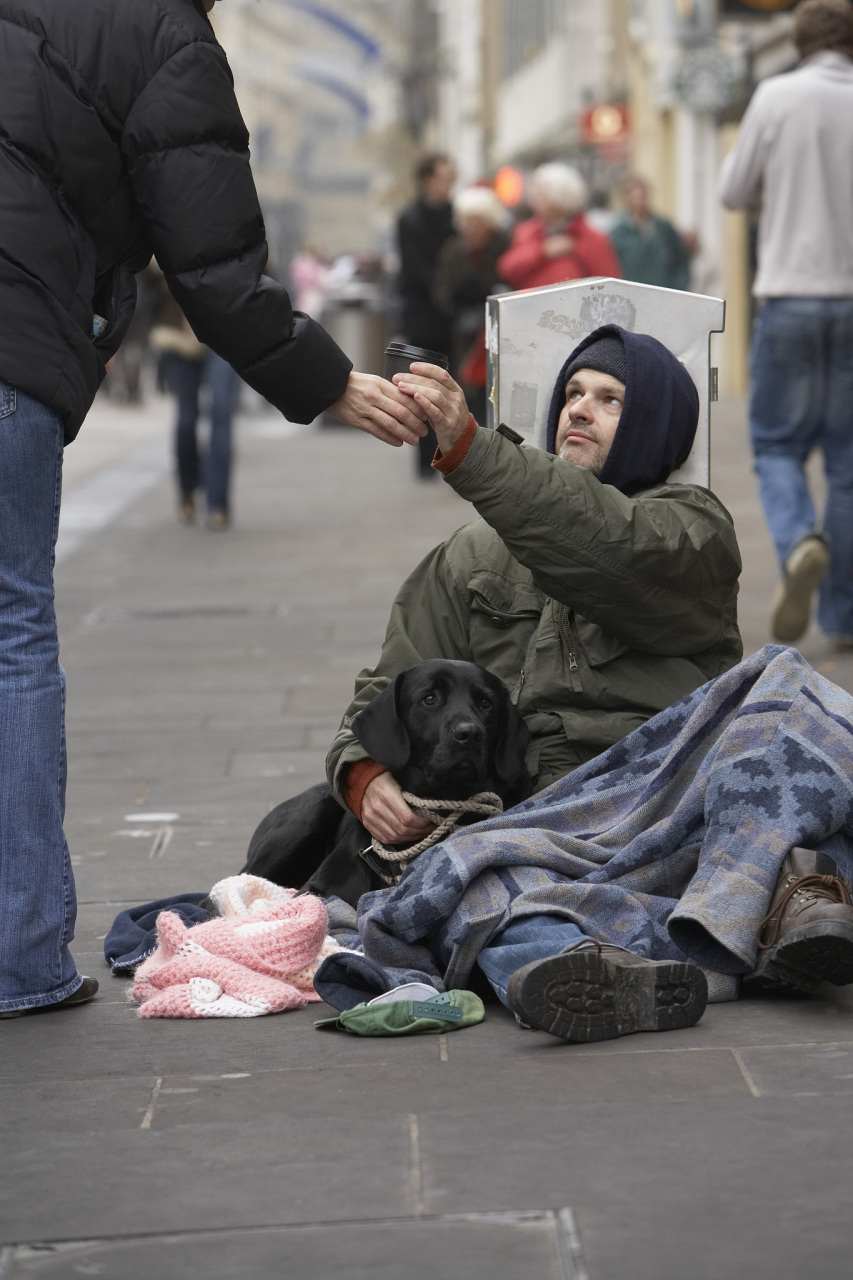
[327,371,429,447]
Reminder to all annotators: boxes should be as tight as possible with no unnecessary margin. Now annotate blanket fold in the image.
[315,647,853,1010]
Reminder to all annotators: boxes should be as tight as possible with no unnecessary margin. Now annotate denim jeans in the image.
[477,914,588,1008]
[164,351,238,513]
[0,382,82,1011]
[749,296,853,636]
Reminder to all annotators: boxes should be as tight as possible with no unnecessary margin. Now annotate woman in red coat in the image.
[498,162,620,290]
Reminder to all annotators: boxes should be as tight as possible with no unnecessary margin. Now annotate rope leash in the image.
[360,790,504,886]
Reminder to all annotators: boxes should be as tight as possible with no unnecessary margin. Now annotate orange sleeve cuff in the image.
[341,758,387,820]
[433,413,477,475]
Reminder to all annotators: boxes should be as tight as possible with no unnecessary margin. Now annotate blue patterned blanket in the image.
[315,647,853,1009]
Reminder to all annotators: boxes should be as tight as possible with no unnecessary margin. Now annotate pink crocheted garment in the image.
[132,876,341,1018]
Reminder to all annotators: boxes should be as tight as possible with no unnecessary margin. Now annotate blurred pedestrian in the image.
[721,0,853,646]
[610,176,692,291]
[396,153,457,475]
[150,285,239,529]
[497,163,620,291]
[434,186,510,424]
[0,0,426,1019]
[290,244,330,320]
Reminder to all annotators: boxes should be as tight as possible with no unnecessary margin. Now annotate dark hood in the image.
[544,325,700,495]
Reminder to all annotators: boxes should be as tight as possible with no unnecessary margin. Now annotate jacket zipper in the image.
[558,605,583,692]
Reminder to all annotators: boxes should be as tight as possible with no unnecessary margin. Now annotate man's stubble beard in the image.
[559,436,611,478]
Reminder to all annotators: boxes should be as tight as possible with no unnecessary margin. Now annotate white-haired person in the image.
[433,186,510,422]
[498,162,620,291]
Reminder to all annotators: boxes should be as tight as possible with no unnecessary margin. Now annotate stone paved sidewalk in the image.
[2,396,852,1280]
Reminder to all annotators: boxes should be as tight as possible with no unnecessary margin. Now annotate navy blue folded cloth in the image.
[104,894,211,976]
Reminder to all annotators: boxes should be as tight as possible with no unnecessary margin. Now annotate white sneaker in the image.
[770,536,829,643]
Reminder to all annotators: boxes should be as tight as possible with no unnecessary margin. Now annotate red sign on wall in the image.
[581,103,630,146]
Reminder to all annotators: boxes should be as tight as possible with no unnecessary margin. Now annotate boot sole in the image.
[771,540,829,643]
[752,923,853,992]
[507,951,708,1043]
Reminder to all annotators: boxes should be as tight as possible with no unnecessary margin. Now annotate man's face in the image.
[422,160,456,206]
[626,179,650,220]
[554,368,624,475]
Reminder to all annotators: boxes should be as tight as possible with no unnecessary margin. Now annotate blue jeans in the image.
[165,351,238,513]
[477,915,588,1008]
[0,382,81,1011]
[749,296,853,636]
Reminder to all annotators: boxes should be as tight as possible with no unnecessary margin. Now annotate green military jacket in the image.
[327,425,742,800]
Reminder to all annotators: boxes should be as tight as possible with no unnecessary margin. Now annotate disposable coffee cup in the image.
[384,342,449,381]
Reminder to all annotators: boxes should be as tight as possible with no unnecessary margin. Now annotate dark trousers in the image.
[164,351,238,512]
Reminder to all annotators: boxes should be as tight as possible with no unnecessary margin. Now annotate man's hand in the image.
[392,362,470,456]
[327,371,428,447]
[361,772,436,846]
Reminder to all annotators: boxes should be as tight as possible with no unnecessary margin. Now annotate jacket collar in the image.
[799,50,853,75]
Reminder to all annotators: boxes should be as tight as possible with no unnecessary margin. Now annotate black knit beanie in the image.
[545,324,700,495]
[562,334,626,388]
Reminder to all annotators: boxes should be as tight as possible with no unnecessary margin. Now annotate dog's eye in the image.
[478,697,492,709]
[422,693,438,706]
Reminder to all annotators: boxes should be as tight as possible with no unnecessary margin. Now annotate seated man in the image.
[316,327,853,1042]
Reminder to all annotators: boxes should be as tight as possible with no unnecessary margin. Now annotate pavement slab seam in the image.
[1,1207,589,1280]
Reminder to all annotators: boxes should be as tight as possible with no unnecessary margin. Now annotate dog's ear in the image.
[493,688,532,797]
[350,674,411,772]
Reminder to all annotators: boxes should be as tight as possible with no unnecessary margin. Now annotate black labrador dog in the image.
[241,660,531,908]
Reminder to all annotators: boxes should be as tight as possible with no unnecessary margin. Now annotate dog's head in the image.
[351,659,532,807]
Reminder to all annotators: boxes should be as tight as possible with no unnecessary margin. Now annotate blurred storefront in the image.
[408,0,801,396]
[210,1,802,397]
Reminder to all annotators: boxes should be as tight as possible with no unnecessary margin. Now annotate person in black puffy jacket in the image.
[0,0,426,1018]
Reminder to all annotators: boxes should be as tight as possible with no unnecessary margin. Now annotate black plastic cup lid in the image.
[385,342,448,368]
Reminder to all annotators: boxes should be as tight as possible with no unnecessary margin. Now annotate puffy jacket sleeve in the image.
[122,40,351,423]
[440,426,741,655]
[325,541,472,803]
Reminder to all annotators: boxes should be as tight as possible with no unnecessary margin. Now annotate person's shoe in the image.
[506,939,708,1043]
[750,848,853,993]
[206,509,229,531]
[770,535,829,643]
[0,976,99,1019]
[178,495,196,525]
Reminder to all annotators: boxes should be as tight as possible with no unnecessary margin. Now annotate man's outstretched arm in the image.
[394,363,741,656]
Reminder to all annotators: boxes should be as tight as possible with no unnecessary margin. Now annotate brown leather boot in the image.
[750,848,853,992]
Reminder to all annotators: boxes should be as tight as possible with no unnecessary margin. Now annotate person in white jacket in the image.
[720,0,853,648]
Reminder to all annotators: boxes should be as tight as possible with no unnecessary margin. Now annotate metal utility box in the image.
[486,278,725,487]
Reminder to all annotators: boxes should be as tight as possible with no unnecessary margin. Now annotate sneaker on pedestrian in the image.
[0,976,99,1019]
[178,495,196,525]
[506,939,708,1043]
[749,848,853,993]
[207,509,229,531]
[770,535,829,643]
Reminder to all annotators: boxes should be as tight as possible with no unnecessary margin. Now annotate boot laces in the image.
[758,873,852,949]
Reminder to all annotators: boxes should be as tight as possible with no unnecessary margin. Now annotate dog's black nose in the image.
[451,720,484,745]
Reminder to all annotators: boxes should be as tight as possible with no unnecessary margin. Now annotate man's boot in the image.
[750,847,853,992]
[506,939,708,1043]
